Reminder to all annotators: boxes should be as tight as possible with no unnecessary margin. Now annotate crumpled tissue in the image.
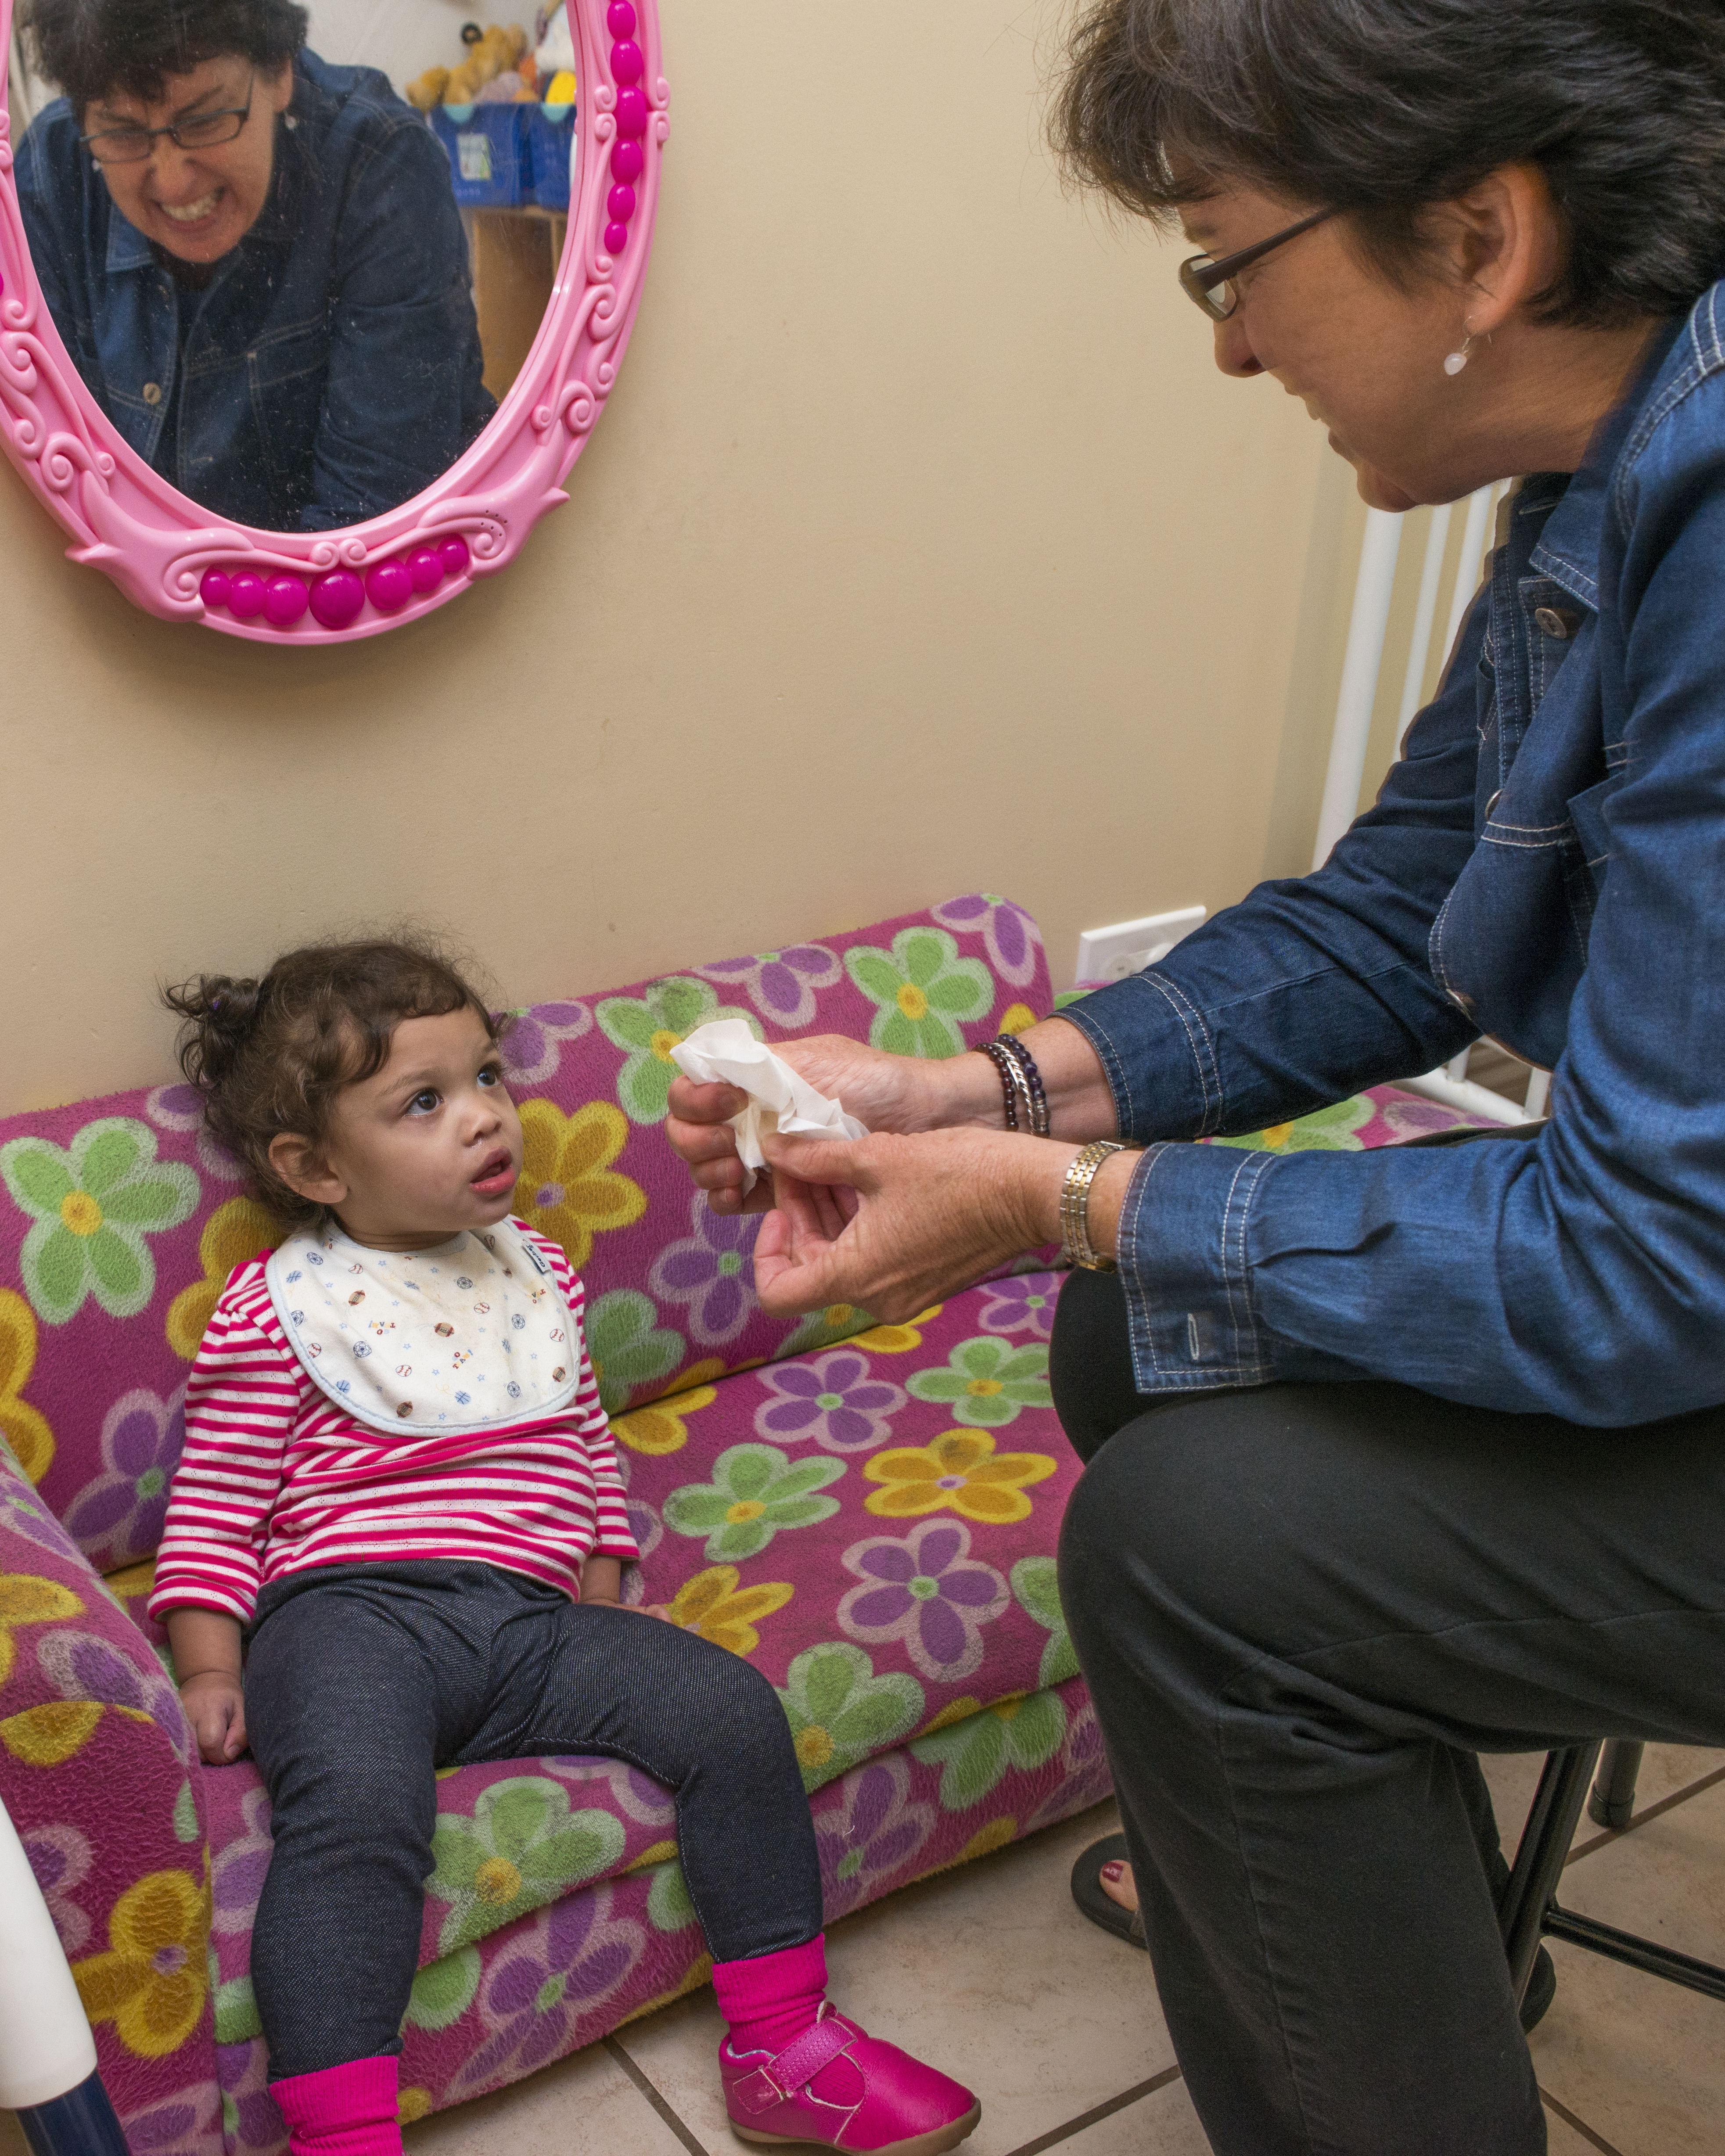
[669,1019,867,1194]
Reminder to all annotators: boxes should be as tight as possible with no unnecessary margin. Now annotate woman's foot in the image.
[720,2001,980,2154]
[1068,1832,1146,1948]
[1099,1855,1139,1915]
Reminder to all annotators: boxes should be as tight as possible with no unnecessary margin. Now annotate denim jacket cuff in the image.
[1114,1142,1280,1394]
[1057,977,1225,1143]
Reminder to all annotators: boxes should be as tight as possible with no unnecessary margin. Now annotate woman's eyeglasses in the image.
[1179,206,1334,321]
[81,79,256,165]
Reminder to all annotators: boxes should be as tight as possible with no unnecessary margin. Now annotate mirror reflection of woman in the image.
[15,0,495,531]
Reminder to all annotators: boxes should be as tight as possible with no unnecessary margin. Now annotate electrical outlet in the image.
[1074,906,1206,986]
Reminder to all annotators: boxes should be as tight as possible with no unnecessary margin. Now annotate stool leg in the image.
[1500,1744,1600,2006]
[1587,1740,1644,1832]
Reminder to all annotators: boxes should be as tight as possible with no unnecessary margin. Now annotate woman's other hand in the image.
[179,1671,248,1766]
[665,1036,1002,1217]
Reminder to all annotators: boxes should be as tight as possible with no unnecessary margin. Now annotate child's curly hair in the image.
[162,937,505,1228]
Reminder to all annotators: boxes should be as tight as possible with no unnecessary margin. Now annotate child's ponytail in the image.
[162,974,270,1091]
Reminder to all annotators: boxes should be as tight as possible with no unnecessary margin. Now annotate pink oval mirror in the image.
[0,0,665,639]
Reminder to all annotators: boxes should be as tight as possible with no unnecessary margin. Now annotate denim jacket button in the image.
[142,381,163,406]
[1534,605,1581,639]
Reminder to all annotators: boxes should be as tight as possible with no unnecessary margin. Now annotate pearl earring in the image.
[1443,329,1476,377]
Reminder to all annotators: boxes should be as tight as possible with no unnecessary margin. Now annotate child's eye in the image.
[406,1089,442,1116]
[478,1063,502,1089]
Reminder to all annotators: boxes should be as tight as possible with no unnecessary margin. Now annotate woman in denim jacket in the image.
[668,2,1725,2148]
[15,0,492,530]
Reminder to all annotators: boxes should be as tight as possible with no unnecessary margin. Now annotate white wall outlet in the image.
[1074,906,1206,986]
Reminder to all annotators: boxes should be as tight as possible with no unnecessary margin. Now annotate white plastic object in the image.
[1312,506,1404,871]
[0,1792,97,2109]
[1074,906,1207,988]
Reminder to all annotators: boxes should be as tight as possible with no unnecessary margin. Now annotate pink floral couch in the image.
[0,894,1483,2152]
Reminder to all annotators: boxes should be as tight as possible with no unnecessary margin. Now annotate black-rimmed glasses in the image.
[1179,206,1334,321]
[80,78,255,165]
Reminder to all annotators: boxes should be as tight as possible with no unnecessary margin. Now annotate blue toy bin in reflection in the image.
[528,102,577,209]
[431,103,530,208]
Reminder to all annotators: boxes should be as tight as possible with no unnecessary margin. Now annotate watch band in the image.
[1060,1139,1131,1272]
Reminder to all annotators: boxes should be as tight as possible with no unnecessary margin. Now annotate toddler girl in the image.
[150,938,979,2156]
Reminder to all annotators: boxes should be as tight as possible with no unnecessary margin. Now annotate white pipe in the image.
[1523,1067,1552,1120]
[1395,502,1453,733]
[1397,1067,1531,1125]
[1441,482,1498,658]
[1445,1046,1473,1082]
[0,1793,98,2110]
[1312,507,1404,870]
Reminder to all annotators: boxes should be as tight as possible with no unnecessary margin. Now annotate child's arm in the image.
[166,1608,248,1764]
[579,1550,672,1619]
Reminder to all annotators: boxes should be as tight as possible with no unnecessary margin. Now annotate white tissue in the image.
[670,1020,867,1194]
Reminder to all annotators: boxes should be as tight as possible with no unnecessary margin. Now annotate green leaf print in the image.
[906,1337,1053,1428]
[0,1118,198,1325]
[429,1778,625,1953]
[645,1856,697,1933]
[843,931,993,1059]
[911,1690,1067,1810]
[586,1289,686,1415]
[663,1443,845,1561]
[1010,1556,1079,1689]
[595,980,761,1125]
[406,1947,482,2030]
[777,1642,925,1793]
[214,1974,262,2043]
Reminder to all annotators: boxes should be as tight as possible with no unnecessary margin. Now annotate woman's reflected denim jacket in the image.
[16,51,494,531]
[1062,291,1725,1426]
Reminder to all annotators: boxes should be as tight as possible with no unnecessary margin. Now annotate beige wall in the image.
[0,0,1358,1115]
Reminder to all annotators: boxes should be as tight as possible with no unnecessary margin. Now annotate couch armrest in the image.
[0,1440,217,2135]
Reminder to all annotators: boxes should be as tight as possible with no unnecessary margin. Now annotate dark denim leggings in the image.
[243,1562,823,2081]
[1050,1267,1725,2156]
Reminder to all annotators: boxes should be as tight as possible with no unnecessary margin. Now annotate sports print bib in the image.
[264,1216,581,1436]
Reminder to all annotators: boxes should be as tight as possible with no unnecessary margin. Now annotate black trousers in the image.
[243,1562,823,2081]
[1050,1268,1725,2156]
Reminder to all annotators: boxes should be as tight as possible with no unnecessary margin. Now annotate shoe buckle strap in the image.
[759,2016,855,2101]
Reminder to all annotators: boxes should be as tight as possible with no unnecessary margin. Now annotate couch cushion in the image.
[0,895,1051,1564]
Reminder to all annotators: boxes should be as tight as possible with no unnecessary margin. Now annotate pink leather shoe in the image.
[720,2002,980,2154]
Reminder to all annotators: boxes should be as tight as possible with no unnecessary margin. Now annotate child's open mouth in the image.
[470,1150,516,1197]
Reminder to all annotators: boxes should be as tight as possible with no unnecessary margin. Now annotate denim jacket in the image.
[1062,290,1725,1426]
[16,51,494,531]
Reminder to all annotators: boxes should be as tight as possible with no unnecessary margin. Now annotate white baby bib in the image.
[264,1216,582,1437]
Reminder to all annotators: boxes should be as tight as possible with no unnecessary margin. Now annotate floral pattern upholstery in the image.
[0,895,1484,2151]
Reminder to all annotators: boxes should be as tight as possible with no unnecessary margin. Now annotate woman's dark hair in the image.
[21,0,309,110]
[1051,0,1725,326]
[163,937,505,1229]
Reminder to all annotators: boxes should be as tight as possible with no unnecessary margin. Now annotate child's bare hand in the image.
[180,1672,248,1764]
[629,1602,676,1622]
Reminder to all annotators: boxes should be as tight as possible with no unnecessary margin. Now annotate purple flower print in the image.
[123,2080,225,2156]
[838,1519,1009,1683]
[1380,1091,1477,1142]
[697,945,841,1029]
[24,1822,93,1954]
[1024,1700,1114,1834]
[146,1082,244,1182]
[451,1887,644,2098]
[62,1384,187,1568]
[0,1478,83,1563]
[217,2038,287,2155]
[754,1350,906,1454]
[499,1002,594,1086]
[648,1197,760,1345]
[37,1627,192,1764]
[212,1787,274,1936]
[812,1754,934,1921]
[540,1755,676,1828]
[976,1272,1061,1342]
[931,895,1041,989]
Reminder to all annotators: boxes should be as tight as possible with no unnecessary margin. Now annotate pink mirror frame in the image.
[0,0,665,641]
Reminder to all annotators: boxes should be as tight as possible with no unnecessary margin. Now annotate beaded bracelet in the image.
[973,1038,1031,1131]
[999,1035,1049,1136]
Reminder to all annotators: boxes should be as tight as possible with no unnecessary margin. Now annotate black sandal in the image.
[1070,1832,1146,1948]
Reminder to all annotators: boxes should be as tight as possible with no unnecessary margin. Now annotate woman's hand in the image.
[179,1671,248,1766]
[666,1035,1001,1217]
[752,1126,1074,1322]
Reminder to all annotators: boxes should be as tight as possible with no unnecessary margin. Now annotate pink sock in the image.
[712,1935,829,2056]
[271,2056,401,2156]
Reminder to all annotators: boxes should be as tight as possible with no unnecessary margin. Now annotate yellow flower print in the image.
[0,1572,83,1686]
[667,1564,793,1654]
[612,1385,717,1457]
[165,1199,281,1360]
[513,1101,647,1269]
[959,1817,1018,1863]
[863,1430,1056,1524]
[0,1290,54,1484]
[1,1699,104,1765]
[74,1859,212,2058]
[998,1005,1036,1036]
[850,1306,944,1355]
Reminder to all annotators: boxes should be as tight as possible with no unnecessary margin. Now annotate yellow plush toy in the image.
[404,65,449,112]
[444,23,528,106]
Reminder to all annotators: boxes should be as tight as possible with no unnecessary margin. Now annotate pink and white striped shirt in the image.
[148,1225,639,1625]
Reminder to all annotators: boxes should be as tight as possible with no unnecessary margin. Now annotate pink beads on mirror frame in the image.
[601,8,650,256]
[196,536,475,632]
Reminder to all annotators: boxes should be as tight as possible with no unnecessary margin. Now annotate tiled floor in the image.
[5,1751,1721,2154]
